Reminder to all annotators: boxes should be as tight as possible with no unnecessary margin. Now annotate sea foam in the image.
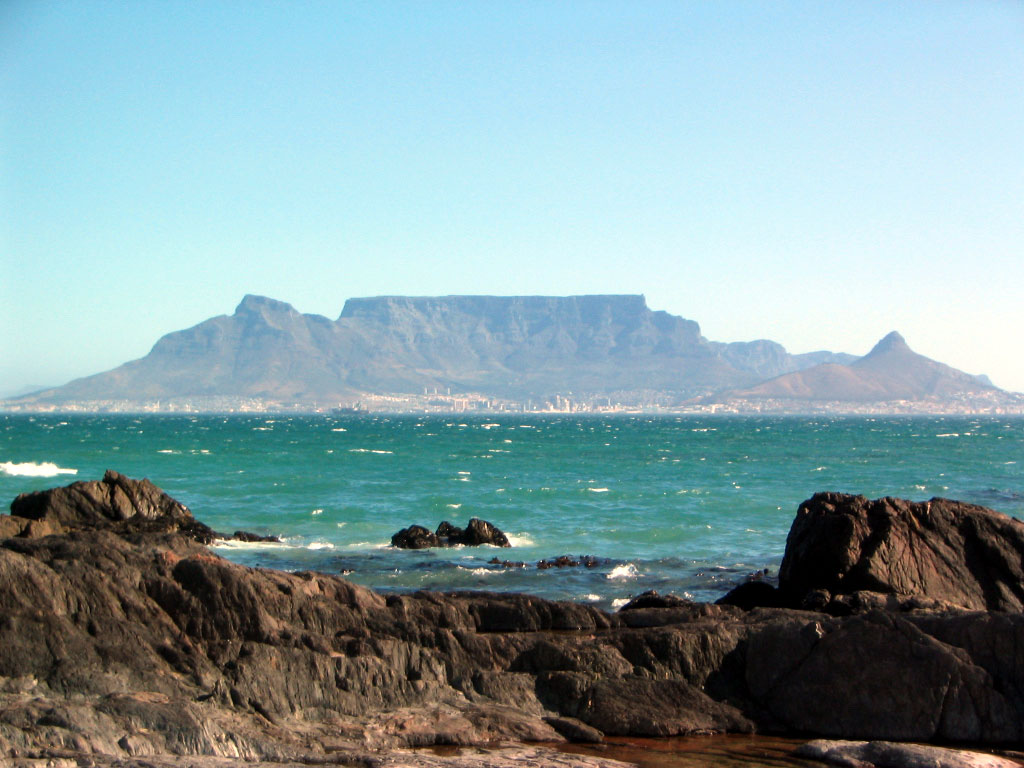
[607,563,639,580]
[505,533,534,547]
[211,539,291,551]
[1,461,78,477]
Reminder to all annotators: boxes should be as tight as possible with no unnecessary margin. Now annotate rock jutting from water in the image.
[717,491,1024,614]
[391,518,511,548]
[3,472,1024,767]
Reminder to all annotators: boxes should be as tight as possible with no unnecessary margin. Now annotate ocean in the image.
[2,413,1022,611]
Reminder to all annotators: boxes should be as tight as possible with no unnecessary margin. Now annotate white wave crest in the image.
[607,563,639,581]
[586,487,610,493]
[611,598,630,609]
[210,539,291,551]
[307,541,335,550]
[455,566,508,576]
[1,461,78,477]
[505,533,534,547]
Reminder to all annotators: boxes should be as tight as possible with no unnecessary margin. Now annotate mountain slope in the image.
[15,294,853,405]
[725,332,998,403]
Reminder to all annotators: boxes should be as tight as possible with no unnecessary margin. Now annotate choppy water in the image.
[2,414,1022,610]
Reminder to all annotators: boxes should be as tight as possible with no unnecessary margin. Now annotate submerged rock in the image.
[537,555,601,569]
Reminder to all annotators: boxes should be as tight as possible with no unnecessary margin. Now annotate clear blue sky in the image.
[3,1,1023,394]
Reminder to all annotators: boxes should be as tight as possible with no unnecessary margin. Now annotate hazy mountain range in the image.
[6,294,1018,412]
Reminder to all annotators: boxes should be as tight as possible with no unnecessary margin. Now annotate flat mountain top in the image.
[5,295,1016,413]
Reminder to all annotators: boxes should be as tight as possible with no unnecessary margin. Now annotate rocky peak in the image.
[863,331,911,358]
[234,294,300,322]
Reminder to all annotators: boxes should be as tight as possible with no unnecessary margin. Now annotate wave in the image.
[348,448,394,455]
[607,563,639,581]
[455,566,509,576]
[505,533,534,547]
[0,461,78,477]
[211,539,292,551]
[586,487,610,493]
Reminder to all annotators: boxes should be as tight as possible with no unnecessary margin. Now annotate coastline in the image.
[3,471,1024,767]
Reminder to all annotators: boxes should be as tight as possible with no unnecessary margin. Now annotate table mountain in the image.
[13,294,854,406]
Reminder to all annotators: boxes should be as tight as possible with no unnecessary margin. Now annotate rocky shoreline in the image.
[2,471,1024,767]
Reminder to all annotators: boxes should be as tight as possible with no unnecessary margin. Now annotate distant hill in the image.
[9,294,849,407]
[6,296,1017,413]
[718,331,1002,405]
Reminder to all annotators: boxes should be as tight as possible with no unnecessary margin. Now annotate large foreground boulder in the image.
[3,469,277,544]
[3,474,1024,764]
[777,493,1024,611]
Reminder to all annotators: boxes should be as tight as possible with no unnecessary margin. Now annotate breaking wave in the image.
[606,563,639,581]
[1,461,78,477]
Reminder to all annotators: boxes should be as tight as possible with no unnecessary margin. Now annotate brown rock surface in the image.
[3,474,1024,764]
[778,493,1024,611]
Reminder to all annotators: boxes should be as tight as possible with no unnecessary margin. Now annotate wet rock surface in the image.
[3,474,1024,766]
[391,518,510,549]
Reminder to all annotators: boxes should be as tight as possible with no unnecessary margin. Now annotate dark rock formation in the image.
[537,555,600,569]
[4,474,1024,765]
[778,492,1024,611]
[390,523,440,549]
[4,469,278,545]
[715,580,784,610]
[489,557,527,568]
[391,518,510,549]
[618,590,693,610]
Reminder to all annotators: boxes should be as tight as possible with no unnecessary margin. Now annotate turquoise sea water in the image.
[2,414,1022,610]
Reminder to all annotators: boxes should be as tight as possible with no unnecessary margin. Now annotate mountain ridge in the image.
[721,329,999,404]
[5,294,1017,413]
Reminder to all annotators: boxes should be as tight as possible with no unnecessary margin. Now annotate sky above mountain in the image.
[3,2,1023,394]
